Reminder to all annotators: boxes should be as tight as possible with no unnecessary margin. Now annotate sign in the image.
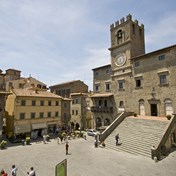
[55,159,67,176]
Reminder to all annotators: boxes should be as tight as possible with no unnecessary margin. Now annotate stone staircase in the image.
[105,117,169,158]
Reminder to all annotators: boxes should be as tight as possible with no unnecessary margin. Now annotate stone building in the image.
[91,14,176,128]
[71,93,93,130]
[49,80,89,127]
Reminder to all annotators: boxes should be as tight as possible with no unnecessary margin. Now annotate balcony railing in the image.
[91,106,113,113]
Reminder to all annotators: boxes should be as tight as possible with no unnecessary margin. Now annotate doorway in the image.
[151,104,158,116]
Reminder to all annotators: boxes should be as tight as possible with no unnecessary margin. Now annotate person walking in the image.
[11,164,17,176]
[27,167,36,176]
[65,142,69,155]
[115,134,119,146]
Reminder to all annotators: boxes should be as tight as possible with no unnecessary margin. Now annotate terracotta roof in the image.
[90,93,113,98]
[49,80,80,87]
[12,88,62,99]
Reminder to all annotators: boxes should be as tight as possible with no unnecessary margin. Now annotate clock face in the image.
[115,54,126,66]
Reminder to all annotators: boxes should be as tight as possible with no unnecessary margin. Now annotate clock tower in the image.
[109,14,145,72]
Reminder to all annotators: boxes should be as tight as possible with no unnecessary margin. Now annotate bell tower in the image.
[109,14,145,70]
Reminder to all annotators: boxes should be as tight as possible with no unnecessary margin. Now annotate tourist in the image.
[11,164,17,176]
[115,134,119,146]
[65,142,69,155]
[1,169,8,176]
[27,167,36,176]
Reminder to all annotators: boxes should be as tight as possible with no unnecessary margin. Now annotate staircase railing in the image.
[151,113,176,160]
[99,111,134,143]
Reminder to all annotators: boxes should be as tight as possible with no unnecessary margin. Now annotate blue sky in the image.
[0,0,176,90]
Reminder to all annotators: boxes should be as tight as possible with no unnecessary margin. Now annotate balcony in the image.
[91,106,113,113]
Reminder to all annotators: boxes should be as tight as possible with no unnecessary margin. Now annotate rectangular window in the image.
[19,83,24,88]
[118,80,124,89]
[48,112,51,117]
[48,101,52,106]
[95,85,99,91]
[136,79,141,87]
[31,112,36,119]
[76,110,78,115]
[40,100,44,106]
[76,99,78,104]
[134,62,140,67]
[56,101,59,106]
[72,110,74,115]
[21,100,26,106]
[64,103,67,108]
[55,111,59,117]
[159,75,167,85]
[19,113,25,119]
[158,55,165,61]
[40,112,44,118]
[32,100,36,106]
[105,83,110,91]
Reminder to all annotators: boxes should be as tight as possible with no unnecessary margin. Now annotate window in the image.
[119,101,124,107]
[19,83,24,88]
[72,110,74,115]
[118,80,124,89]
[48,101,52,106]
[95,71,99,76]
[40,100,44,106]
[19,113,25,119]
[132,24,135,34]
[32,100,36,106]
[55,111,59,117]
[76,99,78,104]
[117,30,122,39]
[31,112,36,119]
[95,84,99,92]
[40,112,44,118]
[64,103,67,108]
[76,110,78,115]
[21,100,26,106]
[105,83,110,91]
[159,75,167,85]
[158,55,165,61]
[134,61,140,67]
[136,79,141,88]
[48,112,51,117]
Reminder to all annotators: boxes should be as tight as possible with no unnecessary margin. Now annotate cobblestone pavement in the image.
[0,136,176,176]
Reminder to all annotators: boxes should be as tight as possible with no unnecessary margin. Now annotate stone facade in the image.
[91,14,176,126]
[49,80,89,127]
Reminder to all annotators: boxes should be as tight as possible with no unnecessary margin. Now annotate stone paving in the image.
[0,136,176,176]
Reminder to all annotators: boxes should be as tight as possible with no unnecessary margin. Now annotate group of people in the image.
[1,165,36,176]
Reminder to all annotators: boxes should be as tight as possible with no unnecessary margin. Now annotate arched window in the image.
[164,98,173,116]
[119,101,124,107]
[104,118,110,126]
[117,30,122,39]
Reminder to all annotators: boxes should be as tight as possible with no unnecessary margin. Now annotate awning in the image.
[90,93,113,98]
[15,124,31,134]
[32,123,47,130]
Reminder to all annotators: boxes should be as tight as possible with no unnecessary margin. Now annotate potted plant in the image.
[0,140,7,149]
[166,115,172,120]
[133,113,137,117]
[25,137,30,145]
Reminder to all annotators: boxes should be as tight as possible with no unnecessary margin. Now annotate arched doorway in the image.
[96,117,102,127]
[139,99,145,115]
[104,118,110,126]
[164,99,173,116]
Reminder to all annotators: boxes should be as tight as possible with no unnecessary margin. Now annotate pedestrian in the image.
[11,164,17,176]
[1,169,8,176]
[65,142,69,155]
[115,134,119,146]
[27,167,36,176]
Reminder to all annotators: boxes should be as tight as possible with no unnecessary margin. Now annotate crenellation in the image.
[115,20,119,27]
[134,19,138,25]
[120,17,125,24]
[126,14,132,21]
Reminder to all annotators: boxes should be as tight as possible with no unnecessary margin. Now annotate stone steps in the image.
[105,117,169,158]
